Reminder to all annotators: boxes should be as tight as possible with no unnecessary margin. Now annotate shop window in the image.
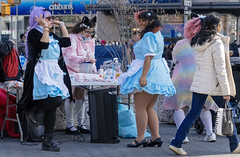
[160,14,184,44]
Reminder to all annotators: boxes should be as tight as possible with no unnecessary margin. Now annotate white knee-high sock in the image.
[200,109,212,135]
[174,109,185,129]
[75,99,85,126]
[64,99,74,128]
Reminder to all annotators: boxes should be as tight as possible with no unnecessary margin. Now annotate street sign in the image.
[184,10,191,15]
[184,0,192,7]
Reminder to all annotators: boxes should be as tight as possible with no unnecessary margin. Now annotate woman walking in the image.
[163,15,217,143]
[169,13,240,155]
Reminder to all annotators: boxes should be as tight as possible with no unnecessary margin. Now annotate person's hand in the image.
[9,39,15,45]
[223,95,230,101]
[82,57,87,62]
[52,17,64,26]
[139,76,147,87]
[35,14,48,28]
[229,50,234,56]
[88,58,96,63]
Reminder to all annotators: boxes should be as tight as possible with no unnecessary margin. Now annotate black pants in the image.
[34,96,62,134]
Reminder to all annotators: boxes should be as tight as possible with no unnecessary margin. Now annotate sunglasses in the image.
[42,8,49,11]
[45,16,52,21]
[84,30,94,34]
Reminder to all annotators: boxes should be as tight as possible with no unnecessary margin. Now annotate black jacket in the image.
[17,29,72,112]
[0,41,14,82]
[230,42,239,57]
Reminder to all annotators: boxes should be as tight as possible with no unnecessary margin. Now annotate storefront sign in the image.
[8,0,96,15]
[1,30,11,34]
[129,0,181,3]
[49,3,73,11]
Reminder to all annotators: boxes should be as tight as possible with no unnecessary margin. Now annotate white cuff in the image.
[59,22,65,28]
[144,53,156,57]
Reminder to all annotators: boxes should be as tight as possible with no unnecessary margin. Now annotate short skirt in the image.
[118,58,176,96]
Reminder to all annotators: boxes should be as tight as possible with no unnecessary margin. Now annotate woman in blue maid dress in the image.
[118,10,176,148]
[17,7,72,152]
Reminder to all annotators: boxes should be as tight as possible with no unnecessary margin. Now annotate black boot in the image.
[42,134,60,152]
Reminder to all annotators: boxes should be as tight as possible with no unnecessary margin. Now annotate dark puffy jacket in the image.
[230,42,239,57]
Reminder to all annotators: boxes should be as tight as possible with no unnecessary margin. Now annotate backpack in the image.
[2,47,23,81]
[19,111,44,142]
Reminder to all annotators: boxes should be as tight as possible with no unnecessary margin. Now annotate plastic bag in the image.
[118,108,135,127]
[118,96,151,138]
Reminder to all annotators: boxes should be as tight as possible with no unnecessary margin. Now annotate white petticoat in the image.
[118,59,144,86]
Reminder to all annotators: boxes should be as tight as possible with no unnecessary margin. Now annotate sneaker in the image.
[171,137,189,144]
[232,143,240,153]
[182,137,189,144]
[169,145,187,156]
[204,133,216,142]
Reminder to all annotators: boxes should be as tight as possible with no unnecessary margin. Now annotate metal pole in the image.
[10,16,13,40]
[16,4,18,51]
[52,0,55,33]
[237,15,239,41]
[183,0,192,24]
[184,6,188,24]
[90,0,92,18]
[71,0,72,15]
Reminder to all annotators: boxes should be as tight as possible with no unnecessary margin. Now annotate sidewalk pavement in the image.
[0,123,240,157]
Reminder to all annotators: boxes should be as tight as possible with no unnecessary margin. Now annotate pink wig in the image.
[184,17,202,40]
[134,10,145,22]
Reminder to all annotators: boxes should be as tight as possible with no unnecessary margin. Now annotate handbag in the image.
[214,102,234,136]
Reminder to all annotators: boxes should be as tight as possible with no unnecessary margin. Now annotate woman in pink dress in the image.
[62,16,96,134]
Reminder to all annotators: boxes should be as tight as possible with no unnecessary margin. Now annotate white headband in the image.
[80,23,90,29]
[198,14,206,19]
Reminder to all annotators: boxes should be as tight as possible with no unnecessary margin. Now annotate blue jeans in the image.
[170,92,239,152]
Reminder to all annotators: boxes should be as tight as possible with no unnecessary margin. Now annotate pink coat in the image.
[62,33,95,74]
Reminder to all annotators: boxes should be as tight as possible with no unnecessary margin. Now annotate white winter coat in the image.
[190,33,236,96]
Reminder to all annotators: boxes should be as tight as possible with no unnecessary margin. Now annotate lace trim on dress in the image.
[118,59,144,86]
[144,53,156,57]
[120,80,176,96]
